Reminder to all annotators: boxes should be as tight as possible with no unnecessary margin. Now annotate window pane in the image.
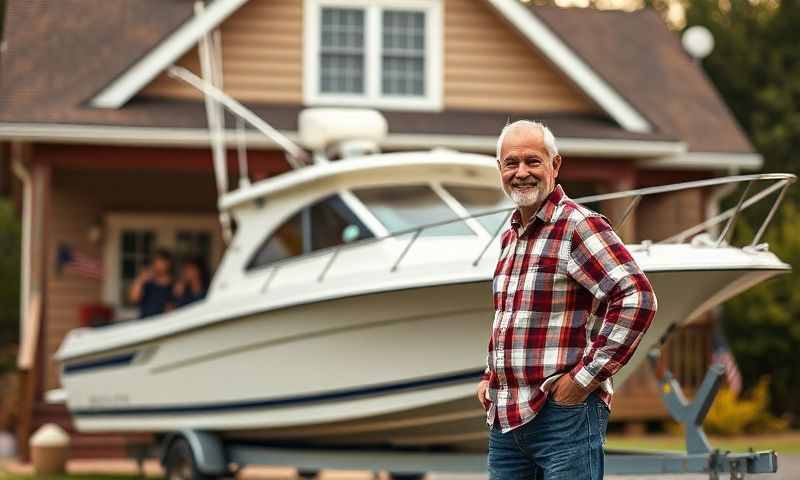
[248,213,304,269]
[445,185,514,233]
[381,10,425,96]
[353,186,472,236]
[119,229,156,307]
[311,195,374,250]
[247,195,375,270]
[320,8,365,94]
[175,230,212,260]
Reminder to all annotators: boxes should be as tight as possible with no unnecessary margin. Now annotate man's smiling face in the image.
[498,126,561,209]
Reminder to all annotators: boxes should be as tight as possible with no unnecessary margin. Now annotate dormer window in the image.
[304,0,443,110]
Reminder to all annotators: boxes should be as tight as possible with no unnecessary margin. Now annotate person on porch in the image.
[128,248,175,319]
[172,256,209,307]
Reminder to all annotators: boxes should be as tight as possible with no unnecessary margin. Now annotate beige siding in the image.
[142,0,304,104]
[443,0,597,112]
[141,0,599,114]
[44,185,105,390]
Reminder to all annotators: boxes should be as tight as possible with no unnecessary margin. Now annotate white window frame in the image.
[304,0,443,111]
[102,213,223,320]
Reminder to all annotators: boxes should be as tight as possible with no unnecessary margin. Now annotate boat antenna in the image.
[167,66,308,170]
[194,1,233,243]
[236,117,250,188]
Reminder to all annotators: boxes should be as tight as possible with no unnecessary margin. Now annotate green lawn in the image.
[606,432,800,454]
[0,474,137,480]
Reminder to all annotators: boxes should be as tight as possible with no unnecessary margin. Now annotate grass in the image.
[0,473,138,480]
[606,431,800,454]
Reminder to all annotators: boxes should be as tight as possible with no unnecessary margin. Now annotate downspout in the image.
[11,150,32,345]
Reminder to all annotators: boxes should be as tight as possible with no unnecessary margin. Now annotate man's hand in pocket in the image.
[476,380,490,408]
[551,373,593,405]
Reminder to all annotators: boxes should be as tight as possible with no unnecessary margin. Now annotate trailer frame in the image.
[158,350,779,480]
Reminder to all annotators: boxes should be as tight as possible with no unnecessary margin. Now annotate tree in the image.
[0,199,20,353]
[724,204,800,421]
[684,0,800,179]
[680,0,800,421]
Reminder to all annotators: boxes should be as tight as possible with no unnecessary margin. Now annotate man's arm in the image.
[566,215,658,389]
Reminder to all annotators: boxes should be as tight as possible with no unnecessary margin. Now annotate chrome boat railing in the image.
[259,173,795,291]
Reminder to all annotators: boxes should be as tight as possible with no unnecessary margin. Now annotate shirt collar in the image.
[510,184,565,233]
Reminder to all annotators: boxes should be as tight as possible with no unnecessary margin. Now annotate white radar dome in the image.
[299,108,388,151]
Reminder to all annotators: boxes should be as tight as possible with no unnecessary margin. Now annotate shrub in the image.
[704,377,789,436]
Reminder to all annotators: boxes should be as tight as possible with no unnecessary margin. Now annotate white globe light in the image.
[682,25,715,59]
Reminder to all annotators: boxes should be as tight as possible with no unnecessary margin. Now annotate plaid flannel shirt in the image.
[481,184,657,432]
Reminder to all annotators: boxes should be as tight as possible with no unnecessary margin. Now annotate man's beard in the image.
[503,182,544,207]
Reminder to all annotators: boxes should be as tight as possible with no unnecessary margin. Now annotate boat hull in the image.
[60,266,781,452]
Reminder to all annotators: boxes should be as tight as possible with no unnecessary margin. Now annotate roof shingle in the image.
[532,6,753,153]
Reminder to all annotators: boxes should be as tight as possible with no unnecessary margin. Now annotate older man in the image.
[476,121,658,480]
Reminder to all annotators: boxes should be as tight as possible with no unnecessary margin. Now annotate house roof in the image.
[0,0,755,160]
[531,6,753,154]
[0,0,194,125]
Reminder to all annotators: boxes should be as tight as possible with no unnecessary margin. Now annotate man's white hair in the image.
[496,120,559,162]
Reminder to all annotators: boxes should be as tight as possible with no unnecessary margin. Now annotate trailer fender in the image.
[161,430,228,476]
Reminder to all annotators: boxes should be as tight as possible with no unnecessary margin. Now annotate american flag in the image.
[57,243,103,280]
[711,321,743,396]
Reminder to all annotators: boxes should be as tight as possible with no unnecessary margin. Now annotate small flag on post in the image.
[57,243,103,280]
[711,321,743,396]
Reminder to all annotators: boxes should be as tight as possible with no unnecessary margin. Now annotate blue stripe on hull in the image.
[63,352,136,375]
[72,368,484,416]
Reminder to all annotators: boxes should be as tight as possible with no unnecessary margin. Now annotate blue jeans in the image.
[488,391,609,480]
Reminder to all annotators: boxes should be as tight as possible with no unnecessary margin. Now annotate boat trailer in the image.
[154,349,778,480]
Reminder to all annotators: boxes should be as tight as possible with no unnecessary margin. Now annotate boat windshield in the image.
[443,184,513,233]
[246,184,512,271]
[352,185,474,236]
[247,194,374,270]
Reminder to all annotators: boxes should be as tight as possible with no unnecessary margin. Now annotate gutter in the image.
[0,123,685,157]
[0,123,762,169]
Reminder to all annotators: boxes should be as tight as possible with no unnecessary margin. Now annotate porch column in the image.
[15,144,51,462]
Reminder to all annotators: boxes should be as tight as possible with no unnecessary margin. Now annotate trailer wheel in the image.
[164,437,216,480]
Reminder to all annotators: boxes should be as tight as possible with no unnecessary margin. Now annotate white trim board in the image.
[87,0,650,133]
[0,123,685,157]
[91,0,250,109]
[3,123,762,170]
[636,152,763,171]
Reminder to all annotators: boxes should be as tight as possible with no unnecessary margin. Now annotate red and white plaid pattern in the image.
[481,184,658,432]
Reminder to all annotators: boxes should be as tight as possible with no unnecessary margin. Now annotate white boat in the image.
[54,110,794,452]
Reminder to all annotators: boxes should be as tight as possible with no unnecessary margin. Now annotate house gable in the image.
[143,0,304,105]
[132,0,606,117]
[443,0,600,114]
